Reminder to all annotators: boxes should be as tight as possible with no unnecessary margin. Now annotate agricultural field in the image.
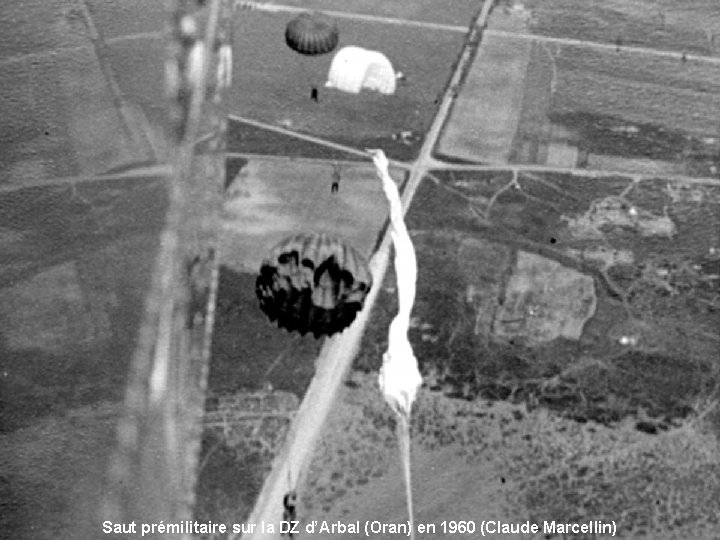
[0,45,155,185]
[360,169,720,424]
[0,0,163,187]
[0,175,167,539]
[275,0,480,27]
[226,10,466,161]
[439,8,720,175]
[197,156,407,524]
[294,160,720,539]
[301,371,720,539]
[511,0,720,55]
[202,1,720,537]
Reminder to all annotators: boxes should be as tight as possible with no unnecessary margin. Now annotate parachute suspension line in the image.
[397,415,415,540]
[368,149,422,540]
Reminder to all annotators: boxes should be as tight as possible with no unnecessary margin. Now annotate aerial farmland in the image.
[0,1,718,539]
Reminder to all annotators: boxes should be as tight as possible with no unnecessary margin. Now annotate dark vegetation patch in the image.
[0,337,125,432]
[195,430,268,530]
[352,220,719,429]
[525,0,718,55]
[225,157,248,190]
[551,111,719,173]
[1,177,167,288]
[228,118,424,162]
[0,179,166,431]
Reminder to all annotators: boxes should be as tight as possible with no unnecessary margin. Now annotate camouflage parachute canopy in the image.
[285,11,339,56]
[256,233,372,338]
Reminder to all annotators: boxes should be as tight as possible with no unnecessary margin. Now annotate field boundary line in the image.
[424,161,720,186]
[0,164,171,195]
[227,114,411,167]
[238,2,468,33]
[0,31,165,68]
[225,151,413,169]
[228,114,373,159]
[486,28,720,66]
[0,5,466,69]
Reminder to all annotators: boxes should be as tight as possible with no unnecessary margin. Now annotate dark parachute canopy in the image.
[256,233,372,338]
[285,11,339,56]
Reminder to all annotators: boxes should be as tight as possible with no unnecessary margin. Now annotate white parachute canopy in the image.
[325,46,397,95]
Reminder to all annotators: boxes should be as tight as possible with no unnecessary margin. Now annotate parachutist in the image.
[331,163,341,193]
[285,13,337,103]
[283,491,297,512]
[283,491,297,538]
